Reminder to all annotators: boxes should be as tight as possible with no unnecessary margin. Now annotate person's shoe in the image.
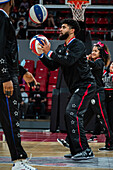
[54,25,58,29]
[57,138,69,148]
[71,148,95,161]
[88,135,97,143]
[98,146,113,151]
[64,153,72,158]
[12,159,37,170]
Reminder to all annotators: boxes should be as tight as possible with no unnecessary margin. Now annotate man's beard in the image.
[59,32,69,40]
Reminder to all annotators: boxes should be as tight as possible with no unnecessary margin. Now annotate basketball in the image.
[29,4,48,24]
[29,35,49,55]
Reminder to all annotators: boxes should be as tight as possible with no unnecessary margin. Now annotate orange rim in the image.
[67,0,89,4]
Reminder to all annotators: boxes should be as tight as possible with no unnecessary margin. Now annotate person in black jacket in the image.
[84,42,113,151]
[35,18,96,160]
[59,42,113,151]
[103,62,113,133]
[0,0,37,170]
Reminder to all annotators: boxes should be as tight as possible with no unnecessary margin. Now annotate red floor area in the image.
[0,131,106,142]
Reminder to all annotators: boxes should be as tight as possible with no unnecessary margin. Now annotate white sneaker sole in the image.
[71,155,95,161]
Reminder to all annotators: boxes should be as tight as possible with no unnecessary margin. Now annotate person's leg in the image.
[107,100,113,132]
[93,90,113,150]
[105,90,113,133]
[65,82,96,157]
[40,102,46,115]
[0,78,37,170]
[0,78,27,161]
[22,103,28,118]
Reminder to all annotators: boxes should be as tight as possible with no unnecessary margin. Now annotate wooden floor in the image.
[0,131,113,170]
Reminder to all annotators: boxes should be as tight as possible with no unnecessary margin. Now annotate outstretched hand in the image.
[23,72,37,88]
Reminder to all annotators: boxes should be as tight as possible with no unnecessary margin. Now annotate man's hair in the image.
[61,18,81,36]
[0,0,10,4]
[0,0,10,7]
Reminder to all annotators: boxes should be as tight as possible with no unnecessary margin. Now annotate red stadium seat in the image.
[97,0,109,4]
[48,69,59,85]
[59,0,65,4]
[35,76,48,91]
[36,60,47,69]
[97,28,108,40]
[35,67,48,77]
[48,76,58,85]
[47,97,52,106]
[47,85,56,112]
[48,84,56,92]
[47,92,52,98]
[97,11,109,15]
[97,28,108,35]
[85,11,95,14]
[91,0,96,4]
[50,69,59,76]
[97,18,109,25]
[60,10,71,14]
[24,60,35,74]
[86,28,95,35]
[86,17,95,25]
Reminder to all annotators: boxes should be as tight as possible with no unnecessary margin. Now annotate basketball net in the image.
[67,1,89,22]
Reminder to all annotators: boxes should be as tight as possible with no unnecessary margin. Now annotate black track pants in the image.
[0,76,27,161]
[84,89,113,147]
[65,82,96,155]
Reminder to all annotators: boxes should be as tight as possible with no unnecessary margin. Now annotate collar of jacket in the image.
[64,37,76,47]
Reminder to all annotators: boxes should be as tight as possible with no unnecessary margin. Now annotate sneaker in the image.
[88,135,97,143]
[54,25,58,29]
[64,153,72,158]
[57,138,69,148]
[71,148,95,161]
[12,159,37,170]
[98,146,113,151]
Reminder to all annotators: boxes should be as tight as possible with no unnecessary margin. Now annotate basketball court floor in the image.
[0,130,113,170]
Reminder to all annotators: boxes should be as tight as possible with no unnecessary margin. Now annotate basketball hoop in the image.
[67,0,90,22]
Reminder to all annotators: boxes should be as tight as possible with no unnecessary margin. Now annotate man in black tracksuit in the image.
[0,1,37,169]
[37,18,96,160]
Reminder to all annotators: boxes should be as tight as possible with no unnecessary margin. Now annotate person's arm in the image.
[0,15,11,83]
[19,65,27,77]
[40,55,60,71]
[0,14,14,98]
[88,59,104,70]
[41,97,47,103]
[39,39,86,67]
[19,65,37,87]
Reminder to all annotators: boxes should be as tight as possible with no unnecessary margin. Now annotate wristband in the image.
[38,53,44,58]
[47,50,53,58]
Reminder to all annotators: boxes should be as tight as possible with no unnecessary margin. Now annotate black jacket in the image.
[41,38,95,93]
[88,58,104,89]
[0,9,26,83]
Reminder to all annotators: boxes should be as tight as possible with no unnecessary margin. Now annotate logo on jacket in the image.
[66,48,69,55]
[91,99,95,105]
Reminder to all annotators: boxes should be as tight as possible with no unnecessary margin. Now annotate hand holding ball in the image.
[29,35,49,56]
